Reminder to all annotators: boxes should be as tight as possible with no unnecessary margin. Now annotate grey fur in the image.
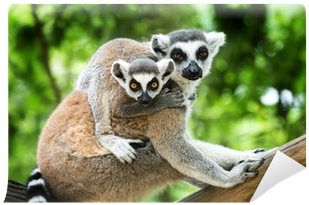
[128,58,160,75]
[167,29,207,44]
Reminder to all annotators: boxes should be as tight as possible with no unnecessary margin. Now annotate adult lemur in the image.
[27,29,264,202]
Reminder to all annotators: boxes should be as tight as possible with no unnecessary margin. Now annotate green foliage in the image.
[8,4,305,202]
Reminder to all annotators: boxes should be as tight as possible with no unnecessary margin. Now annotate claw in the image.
[253,148,265,154]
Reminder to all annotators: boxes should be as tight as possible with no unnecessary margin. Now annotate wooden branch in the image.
[4,180,27,202]
[178,135,306,202]
[4,135,306,202]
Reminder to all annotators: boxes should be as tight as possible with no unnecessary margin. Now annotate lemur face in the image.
[169,41,209,80]
[128,73,161,105]
[111,58,175,105]
[151,29,226,81]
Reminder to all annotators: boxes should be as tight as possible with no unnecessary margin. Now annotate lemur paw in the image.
[112,139,144,164]
[230,157,264,185]
[163,88,185,107]
[99,136,144,164]
[233,157,265,170]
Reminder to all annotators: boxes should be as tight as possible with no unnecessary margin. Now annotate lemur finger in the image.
[119,146,136,159]
[175,92,184,99]
[117,156,127,164]
[165,89,182,96]
[123,142,138,155]
[121,154,135,164]
[233,159,245,167]
[249,158,264,171]
[245,158,264,172]
[175,90,183,95]
[253,148,265,153]
[173,90,183,97]
[162,87,171,94]
[168,92,184,101]
[244,171,259,178]
[126,139,144,144]
[112,142,137,163]
[245,147,265,154]
[116,148,136,164]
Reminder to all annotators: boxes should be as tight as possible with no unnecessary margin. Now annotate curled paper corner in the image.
[251,169,308,204]
[250,150,306,202]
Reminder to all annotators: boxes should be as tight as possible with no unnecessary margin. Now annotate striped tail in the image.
[26,167,55,202]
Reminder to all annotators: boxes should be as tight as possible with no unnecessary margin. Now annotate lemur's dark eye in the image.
[172,53,182,59]
[171,48,185,61]
[197,46,208,60]
[199,51,208,57]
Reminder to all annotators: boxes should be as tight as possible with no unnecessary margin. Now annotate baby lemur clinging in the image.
[101,57,185,163]
[28,29,265,202]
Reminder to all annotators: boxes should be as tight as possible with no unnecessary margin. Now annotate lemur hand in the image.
[98,135,144,164]
[154,87,184,109]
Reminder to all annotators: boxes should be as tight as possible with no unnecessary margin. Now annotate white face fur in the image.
[127,73,161,100]
[111,58,175,104]
[151,30,226,83]
[169,40,211,77]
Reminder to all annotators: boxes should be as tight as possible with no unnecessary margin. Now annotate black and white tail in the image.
[26,167,55,202]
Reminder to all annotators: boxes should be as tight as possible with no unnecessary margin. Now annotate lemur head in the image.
[151,29,225,81]
[111,58,175,105]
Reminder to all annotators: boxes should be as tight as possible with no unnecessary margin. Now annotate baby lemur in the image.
[104,57,185,163]
[28,29,265,202]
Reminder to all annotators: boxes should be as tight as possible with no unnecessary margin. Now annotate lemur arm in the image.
[114,88,184,118]
[148,109,264,188]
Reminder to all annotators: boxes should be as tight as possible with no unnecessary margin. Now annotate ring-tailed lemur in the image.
[26,29,265,202]
[75,29,229,164]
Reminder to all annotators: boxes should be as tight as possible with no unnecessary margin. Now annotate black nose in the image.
[138,92,151,105]
[139,98,149,104]
[188,61,200,76]
[182,61,202,80]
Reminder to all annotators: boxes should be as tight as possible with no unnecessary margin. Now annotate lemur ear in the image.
[150,34,171,59]
[111,59,130,86]
[157,59,175,79]
[204,31,226,56]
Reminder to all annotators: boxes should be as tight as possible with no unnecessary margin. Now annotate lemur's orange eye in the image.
[199,51,207,57]
[151,82,158,88]
[131,83,138,89]
[172,53,182,59]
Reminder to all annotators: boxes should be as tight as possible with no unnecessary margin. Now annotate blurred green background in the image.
[8,4,305,202]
